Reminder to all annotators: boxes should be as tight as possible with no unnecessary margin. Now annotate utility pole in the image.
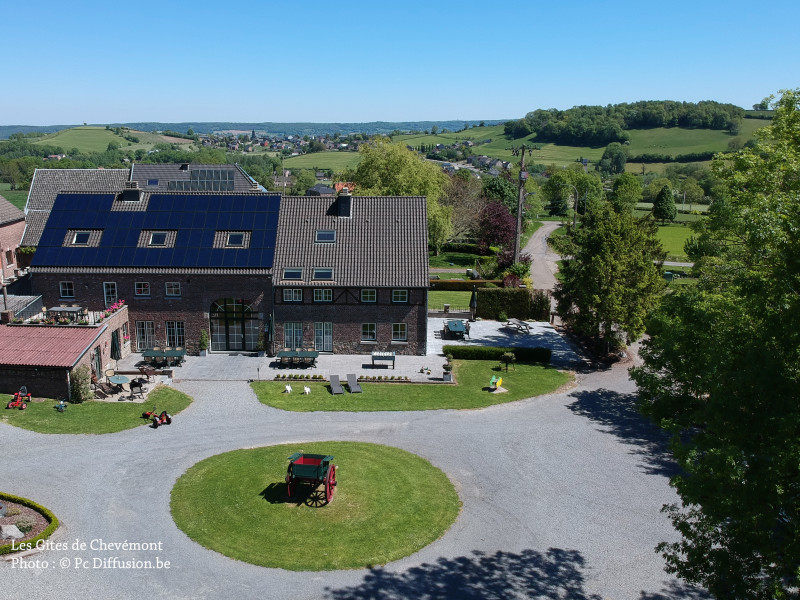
[510,144,535,263]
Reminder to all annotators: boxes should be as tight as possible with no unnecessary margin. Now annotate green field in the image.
[31,126,194,154]
[283,152,361,171]
[0,183,28,210]
[656,224,693,261]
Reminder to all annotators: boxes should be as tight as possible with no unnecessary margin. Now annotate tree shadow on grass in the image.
[325,548,603,600]
[566,388,678,477]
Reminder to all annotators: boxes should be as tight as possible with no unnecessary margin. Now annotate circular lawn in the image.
[170,442,460,571]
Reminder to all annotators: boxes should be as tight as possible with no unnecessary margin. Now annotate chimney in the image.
[121,181,141,202]
[180,163,190,170]
[337,190,352,218]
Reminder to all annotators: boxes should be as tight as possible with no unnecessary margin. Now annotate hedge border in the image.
[442,344,552,363]
[0,492,60,555]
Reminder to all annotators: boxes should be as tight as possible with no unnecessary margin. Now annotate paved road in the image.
[524,222,562,292]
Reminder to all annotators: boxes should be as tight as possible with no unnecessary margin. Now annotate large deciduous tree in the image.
[442,172,486,239]
[631,89,800,599]
[609,172,642,213]
[552,202,665,352]
[598,142,628,175]
[342,138,451,250]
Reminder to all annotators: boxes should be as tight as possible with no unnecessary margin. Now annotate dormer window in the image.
[315,230,336,243]
[313,268,333,280]
[227,233,245,247]
[149,232,168,246]
[73,231,90,245]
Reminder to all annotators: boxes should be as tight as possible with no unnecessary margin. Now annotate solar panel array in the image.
[167,169,235,191]
[33,192,281,269]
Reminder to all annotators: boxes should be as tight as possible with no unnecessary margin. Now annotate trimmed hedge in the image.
[0,492,59,555]
[429,279,502,291]
[476,287,550,320]
[443,345,552,364]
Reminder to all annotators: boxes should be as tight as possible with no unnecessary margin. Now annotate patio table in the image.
[277,350,319,367]
[446,319,466,339]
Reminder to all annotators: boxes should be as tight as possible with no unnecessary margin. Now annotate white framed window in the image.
[392,323,408,342]
[103,282,118,307]
[313,268,333,280]
[315,230,336,243]
[392,289,408,303]
[149,232,168,246]
[122,322,129,345]
[283,268,302,280]
[135,282,150,296]
[135,321,155,350]
[361,289,376,303]
[313,289,332,302]
[361,323,376,341]
[165,282,181,297]
[73,231,90,245]
[284,322,303,349]
[165,321,185,347]
[283,289,302,302]
[59,281,74,298]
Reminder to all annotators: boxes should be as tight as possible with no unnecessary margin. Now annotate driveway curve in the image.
[0,354,704,599]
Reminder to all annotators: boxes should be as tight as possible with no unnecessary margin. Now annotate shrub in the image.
[498,310,508,322]
[428,279,502,292]
[0,492,59,556]
[69,365,92,404]
[442,344,552,363]
[477,287,544,320]
[15,516,35,533]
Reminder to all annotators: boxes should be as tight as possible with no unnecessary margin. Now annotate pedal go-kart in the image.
[142,406,172,428]
[6,387,31,410]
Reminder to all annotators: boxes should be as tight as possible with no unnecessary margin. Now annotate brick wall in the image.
[0,366,69,399]
[0,219,25,280]
[273,287,427,355]
[33,272,271,354]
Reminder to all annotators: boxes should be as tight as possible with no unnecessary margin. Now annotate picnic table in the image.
[371,351,395,369]
[142,348,186,367]
[446,319,467,339]
[506,318,531,333]
[277,350,319,367]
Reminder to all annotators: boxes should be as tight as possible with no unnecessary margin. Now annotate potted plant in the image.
[257,331,267,357]
[198,329,209,356]
[443,353,454,382]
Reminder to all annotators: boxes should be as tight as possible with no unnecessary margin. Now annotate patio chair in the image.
[130,380,145,399]
[329,375,344,395]
[346,374,362,394]
[104,369,115,379]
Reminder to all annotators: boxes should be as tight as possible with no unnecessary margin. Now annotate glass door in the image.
[314,322,332,352]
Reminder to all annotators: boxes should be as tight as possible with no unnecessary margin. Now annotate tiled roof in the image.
[0,195,24,226]
[32,191,281,271]
[273,196,428,288]
[130,164,258,192]
[22,168,130,246]
[0,324,105,368]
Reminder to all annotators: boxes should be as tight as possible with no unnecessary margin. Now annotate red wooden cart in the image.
[285,452,337,505]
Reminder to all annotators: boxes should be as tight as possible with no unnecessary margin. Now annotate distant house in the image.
[333,182,356,193]
[0,195,25,281]
[307,184,336,196]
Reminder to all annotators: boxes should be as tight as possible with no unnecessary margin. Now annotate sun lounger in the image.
[346,374,362,393]
[330,375,344,395]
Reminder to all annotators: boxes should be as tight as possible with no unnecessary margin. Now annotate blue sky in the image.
[2,0,798,125]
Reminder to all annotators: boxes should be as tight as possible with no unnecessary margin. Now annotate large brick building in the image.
[26,166,429,356]
[0,195,26,282]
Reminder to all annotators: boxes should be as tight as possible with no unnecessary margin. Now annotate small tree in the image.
[653,185,677,223]
[70,365,92,404]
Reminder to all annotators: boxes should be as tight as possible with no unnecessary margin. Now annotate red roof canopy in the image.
[0,325,105,368]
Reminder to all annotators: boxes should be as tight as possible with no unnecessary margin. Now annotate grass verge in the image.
[170,442,461,570]
[252,360,572,412]
[0,385,192,434]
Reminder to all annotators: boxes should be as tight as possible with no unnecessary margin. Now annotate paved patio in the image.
[115,318,583,383]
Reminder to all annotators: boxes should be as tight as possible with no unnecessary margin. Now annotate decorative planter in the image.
[443,372,453,382]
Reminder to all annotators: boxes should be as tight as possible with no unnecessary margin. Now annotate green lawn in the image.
[252,360,572,411]
[283,152,362,171]
[0,183,28,210]
[31,126,194,154]
[170,442,460,570]
[656,224,694,261]
[429,290,472,310]
[1,386,192,434]
[429,251,480,268]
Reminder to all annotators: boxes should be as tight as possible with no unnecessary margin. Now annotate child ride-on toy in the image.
[6,387,31,410]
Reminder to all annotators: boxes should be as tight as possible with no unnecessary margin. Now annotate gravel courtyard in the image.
[0,332,706,599]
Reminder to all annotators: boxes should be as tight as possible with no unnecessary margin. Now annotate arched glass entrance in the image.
[209,298,259,351]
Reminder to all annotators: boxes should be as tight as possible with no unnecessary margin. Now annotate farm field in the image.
[656,224,693,261]
[31,126,194,154]
[283,152,361,171]
[0,183,28,210]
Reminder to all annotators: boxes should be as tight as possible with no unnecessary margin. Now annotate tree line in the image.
[505,100,745,146]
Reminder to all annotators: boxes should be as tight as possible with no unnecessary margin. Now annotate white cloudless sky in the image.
[2,0,798,125]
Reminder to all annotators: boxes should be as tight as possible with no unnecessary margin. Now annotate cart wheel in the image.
[325,465,337,503]
[21,403,27,410]
[152,419,159,429]
[286,474,294,498]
